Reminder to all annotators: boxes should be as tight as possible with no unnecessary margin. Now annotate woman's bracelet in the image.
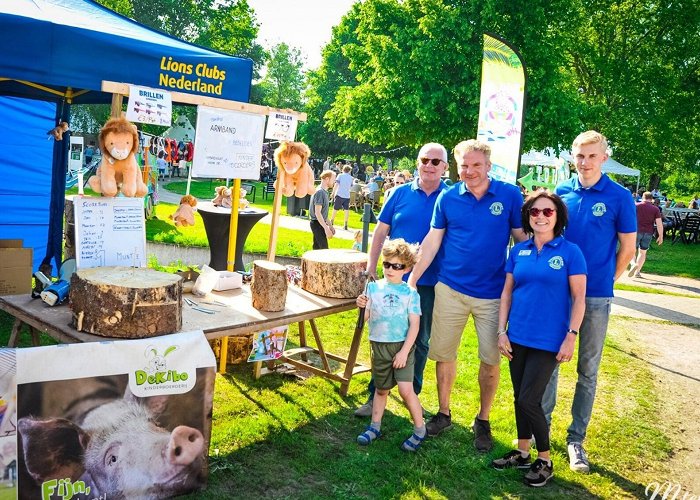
[497,329,508,337]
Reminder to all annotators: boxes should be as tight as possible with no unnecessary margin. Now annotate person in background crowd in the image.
[690,194,700,209]
[352,230,363,251]
[364,177,381,205]
[309,170,336,249]
[330,165,354,231]
[84,141,95,167]
[629,192,663,278]
[354,143,449,417]
[543,130,636,473]
[492,191,586,488]
[408,139,527,452]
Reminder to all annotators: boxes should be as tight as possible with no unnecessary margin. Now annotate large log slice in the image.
[251,260,288,311]
[70,266,182,337]
[300,249,368,298]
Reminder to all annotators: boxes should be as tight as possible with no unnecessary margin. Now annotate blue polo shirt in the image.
[379,178,448,286]
[555,174,636,297]
[431,178,523,299]
[506,237,587,352]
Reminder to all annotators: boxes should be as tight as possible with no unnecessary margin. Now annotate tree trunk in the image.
[70,266,181,337]
[251,260,288,311]
[300,249,368,298]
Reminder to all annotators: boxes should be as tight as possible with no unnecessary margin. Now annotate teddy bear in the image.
[273,141,315,198]
[169,195,197,227]
[46,122,69,141]
[238,187,250,210]
[87,117,148,198]
[212,186,232,208]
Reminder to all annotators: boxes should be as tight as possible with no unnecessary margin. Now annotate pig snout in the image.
[167,425,204,465]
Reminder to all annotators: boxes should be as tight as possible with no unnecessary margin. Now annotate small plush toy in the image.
[170,194,197,227]
[239,187,250,209]
[273,141,315,198]
[212,186,232,208]
[88,117,148,197]
[47,122,69,141]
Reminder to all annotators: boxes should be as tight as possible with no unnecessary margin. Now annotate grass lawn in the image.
[628,240,699,278]
[0,311,671,499]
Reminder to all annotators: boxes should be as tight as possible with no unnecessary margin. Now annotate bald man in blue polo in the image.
[408,139,527,452]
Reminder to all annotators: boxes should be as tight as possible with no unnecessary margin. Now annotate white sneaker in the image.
[568,442,590,473]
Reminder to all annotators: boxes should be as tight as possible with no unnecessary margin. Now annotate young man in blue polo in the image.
[408,139,527,452]
[354,143,449,417]
[544,130,637,472]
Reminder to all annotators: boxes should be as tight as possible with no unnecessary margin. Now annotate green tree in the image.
[256,43,306,110]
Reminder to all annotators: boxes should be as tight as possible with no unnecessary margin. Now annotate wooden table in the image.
[0,285,369,396]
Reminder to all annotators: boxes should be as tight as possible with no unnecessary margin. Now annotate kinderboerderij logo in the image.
[489,202,504,216]
[136,345,188,385]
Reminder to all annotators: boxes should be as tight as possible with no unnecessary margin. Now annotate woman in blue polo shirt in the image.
[491,191,587,487]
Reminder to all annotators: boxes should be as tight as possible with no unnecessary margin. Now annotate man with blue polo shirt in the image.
[408,139,527,451]
[543,130,636,473]
[354,143,449,417]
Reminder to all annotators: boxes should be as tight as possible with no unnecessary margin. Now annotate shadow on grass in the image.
[181,367,610,500]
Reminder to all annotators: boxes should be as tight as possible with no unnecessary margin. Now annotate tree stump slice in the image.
[251,260,287,311]
[70,266,182,338]
[300,249,368,298]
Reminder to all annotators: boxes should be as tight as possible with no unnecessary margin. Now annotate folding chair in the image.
[677,216,700,244]
[349,191,360,211]
[263,179,275,200]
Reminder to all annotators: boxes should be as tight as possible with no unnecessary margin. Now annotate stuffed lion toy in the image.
[273,141,315,198]
[88,117,148,197]
[170,194,197,227]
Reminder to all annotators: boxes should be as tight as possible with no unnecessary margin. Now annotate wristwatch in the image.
[567,328,579,335]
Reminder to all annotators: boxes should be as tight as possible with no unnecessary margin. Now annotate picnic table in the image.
[0,284,370,396]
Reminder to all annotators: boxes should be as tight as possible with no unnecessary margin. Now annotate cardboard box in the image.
[0,239,33,295]
[213,270,242,291]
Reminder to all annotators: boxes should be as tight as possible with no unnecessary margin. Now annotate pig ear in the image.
[123,387,169,419]
[18,417,88,483]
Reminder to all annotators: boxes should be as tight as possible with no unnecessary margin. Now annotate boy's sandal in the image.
[357,426,381,446]
[400,433,426,452]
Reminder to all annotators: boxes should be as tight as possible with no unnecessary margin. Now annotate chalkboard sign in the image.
[73,196,147,269]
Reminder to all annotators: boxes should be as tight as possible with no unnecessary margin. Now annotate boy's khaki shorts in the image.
[428,282,500,365]
[370,341,415,390]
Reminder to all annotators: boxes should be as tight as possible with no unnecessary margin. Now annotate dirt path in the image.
[613,319,700,493]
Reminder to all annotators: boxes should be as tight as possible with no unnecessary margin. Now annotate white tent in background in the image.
[163,115,196,142]
[521,148,562,167]
[559,151,640,191]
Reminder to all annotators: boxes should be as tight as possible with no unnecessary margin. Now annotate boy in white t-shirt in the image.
[355,239,425,451]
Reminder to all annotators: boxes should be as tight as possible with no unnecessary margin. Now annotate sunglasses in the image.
[529,207,557,217]
[419,158,443,166]
[382,261,407,270]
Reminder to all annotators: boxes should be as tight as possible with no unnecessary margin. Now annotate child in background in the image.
[355,238,425,452]
[352,230,363,251]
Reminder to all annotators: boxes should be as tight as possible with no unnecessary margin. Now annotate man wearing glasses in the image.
[544,130,636,473]
[354,143,450,417]
[408,139,527,452]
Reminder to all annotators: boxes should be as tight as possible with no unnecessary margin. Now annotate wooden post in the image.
[110,93,123,118]
[266,175,284,261]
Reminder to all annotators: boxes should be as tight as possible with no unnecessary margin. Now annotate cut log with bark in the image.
[300,249,368,298]
[251,260,288,311]
[70,266,182,338]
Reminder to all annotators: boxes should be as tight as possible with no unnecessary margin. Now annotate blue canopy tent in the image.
[0,0,253,273]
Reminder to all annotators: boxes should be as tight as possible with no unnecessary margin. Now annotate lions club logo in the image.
[591,202,607,217]
[548,256,564,270]
[489,202,504,216]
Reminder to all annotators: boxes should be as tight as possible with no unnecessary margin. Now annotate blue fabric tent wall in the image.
[0,0,253,273]
[0,96,57,271]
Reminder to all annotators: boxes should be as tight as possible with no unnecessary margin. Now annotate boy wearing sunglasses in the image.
[355,239,426,452]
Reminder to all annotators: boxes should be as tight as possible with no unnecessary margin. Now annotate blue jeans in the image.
[541,297,612,443]
[367,285,435,399]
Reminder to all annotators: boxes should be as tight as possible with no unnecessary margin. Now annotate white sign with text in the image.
[191,106,265,179]
[126,85,172,126]
[265,112,297,141]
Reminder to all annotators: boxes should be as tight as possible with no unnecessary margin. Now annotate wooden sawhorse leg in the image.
[7,319,40,347]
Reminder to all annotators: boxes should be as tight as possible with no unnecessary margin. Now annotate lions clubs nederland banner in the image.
[476,33,526,185]
[191,105,266,179]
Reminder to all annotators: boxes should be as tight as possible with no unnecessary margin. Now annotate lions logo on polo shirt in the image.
[591,202,607,217]
[548,256,564,270]
[489,202,504,216]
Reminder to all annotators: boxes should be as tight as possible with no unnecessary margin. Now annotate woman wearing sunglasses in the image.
[491,191,587,487]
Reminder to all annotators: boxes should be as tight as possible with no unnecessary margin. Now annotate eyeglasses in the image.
[395,181,405,185]
[419,158,443,166]
[528,207,557,217]
[382,261,407,270]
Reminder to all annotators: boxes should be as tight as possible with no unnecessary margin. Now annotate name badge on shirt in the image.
[518,249,532,256]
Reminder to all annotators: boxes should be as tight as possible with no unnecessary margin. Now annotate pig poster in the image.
[13,330,216,500]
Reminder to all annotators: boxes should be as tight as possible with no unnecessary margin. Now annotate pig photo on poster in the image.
[16,369,215,500]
